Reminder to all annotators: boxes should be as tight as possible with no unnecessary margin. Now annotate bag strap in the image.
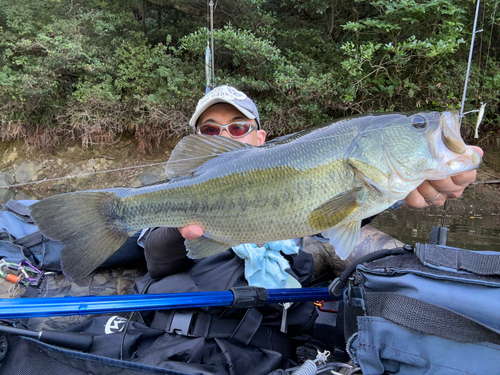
[1,201,57,267]
[1,199,43,259]
[0,230,15,243]
[151,308,292,355]
[416,243,500,275]
[3,200,35,224]
[191,308,262,345]
[13,231,44,249]
[328,247,408,297]
[365,292,500,346]
[151,309,262,344]
[2,200,43,248]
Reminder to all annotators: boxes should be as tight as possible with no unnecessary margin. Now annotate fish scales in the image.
[118,161,354,244]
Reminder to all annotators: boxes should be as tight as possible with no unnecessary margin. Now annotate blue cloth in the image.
[232,240,299,289]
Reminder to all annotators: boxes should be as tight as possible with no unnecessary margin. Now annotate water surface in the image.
[371,203,500,251]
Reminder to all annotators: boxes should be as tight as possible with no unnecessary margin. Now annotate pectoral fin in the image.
[307,187,365,230]
[185,236,237,259]
[322,221,361,260]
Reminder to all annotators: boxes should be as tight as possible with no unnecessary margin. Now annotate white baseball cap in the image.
[189,86,261,130]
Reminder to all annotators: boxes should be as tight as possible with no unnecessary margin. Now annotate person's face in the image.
[197,103,266,146]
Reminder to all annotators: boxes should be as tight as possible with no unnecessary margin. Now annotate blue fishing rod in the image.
[0,286,338,319]
[0,287,337,352]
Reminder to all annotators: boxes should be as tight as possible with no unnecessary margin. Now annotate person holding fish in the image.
[132,86,482,374]
[151,86,482,248]
[31,85,483,279]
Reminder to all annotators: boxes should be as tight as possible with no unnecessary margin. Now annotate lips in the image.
[442,112,466,155]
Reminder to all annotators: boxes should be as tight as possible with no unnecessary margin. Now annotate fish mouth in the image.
[441,111,466,155]
[433,111,482,177]
[440,147,482,178]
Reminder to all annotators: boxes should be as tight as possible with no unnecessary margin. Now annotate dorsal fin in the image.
[165,134,251,179]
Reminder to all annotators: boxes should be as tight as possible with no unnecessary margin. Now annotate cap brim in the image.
[189,98,257,128]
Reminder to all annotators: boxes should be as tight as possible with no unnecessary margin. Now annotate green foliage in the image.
[0,0,499,148]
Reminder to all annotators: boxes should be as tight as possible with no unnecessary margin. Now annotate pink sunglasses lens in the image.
[227,123,252,137]
[199,124,222,136]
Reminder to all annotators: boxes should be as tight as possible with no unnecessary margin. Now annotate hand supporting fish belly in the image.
[29,110,482,280]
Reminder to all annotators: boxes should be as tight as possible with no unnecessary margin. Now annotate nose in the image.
[220,129,232,138]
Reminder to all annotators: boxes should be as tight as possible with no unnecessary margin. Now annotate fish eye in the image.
[411,115,427,129]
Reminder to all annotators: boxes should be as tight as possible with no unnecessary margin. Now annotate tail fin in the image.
[29,192,129,280]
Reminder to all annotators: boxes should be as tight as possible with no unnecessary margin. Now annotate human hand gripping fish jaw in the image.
[28,86,483,280]
[402,110,482,208]
[404,145,482,208]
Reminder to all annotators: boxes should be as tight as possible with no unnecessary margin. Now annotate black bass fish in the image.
[30,111,481,280]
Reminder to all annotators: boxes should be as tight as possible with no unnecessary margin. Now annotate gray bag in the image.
[340,244,500,375]
[0,199,65,271]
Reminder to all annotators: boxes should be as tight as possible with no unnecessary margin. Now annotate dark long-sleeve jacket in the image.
[144,227,194,279]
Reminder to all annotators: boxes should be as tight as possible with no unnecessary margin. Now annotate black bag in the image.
[0,330,193,375]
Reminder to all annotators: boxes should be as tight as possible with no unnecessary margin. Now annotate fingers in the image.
[404,181,447,208]
[179,225,204,240]
[427,177,467,199]
[404,145,483,209]
[450,170,477,192]
[448,146,482,190]
[405,178,464,208]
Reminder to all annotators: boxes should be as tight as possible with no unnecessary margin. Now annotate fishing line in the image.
[119,311,135,361]
[0,121,404,190]
[2,109,478,192]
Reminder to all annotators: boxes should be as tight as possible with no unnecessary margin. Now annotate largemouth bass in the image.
[30,111,481,280]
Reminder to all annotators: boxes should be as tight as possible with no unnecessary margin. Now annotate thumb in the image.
[179,225,204,240]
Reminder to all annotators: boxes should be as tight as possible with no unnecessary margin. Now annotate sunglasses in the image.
[197,121,257,138]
